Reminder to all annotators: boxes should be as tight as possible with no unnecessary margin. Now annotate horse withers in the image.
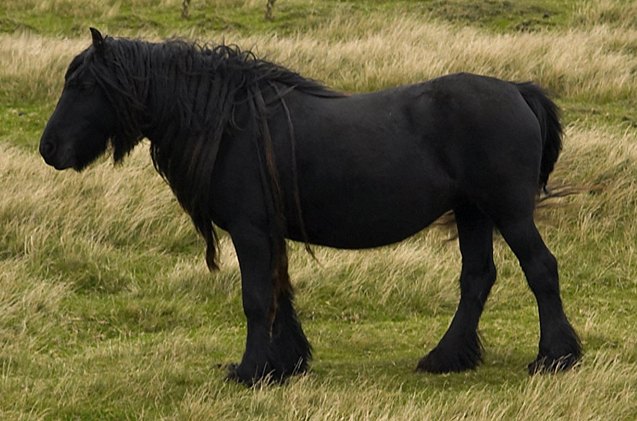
[39,28,581,385]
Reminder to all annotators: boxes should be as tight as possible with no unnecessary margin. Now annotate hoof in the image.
[226,363,254,386]
[417,345,481,374]
[527,353,580,374]
[226,363,282,386]
[225,358,308,386]
[529,320,582,374]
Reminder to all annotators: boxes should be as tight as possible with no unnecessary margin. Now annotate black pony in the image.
[40,29,581,385]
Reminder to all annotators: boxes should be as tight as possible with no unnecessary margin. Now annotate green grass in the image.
[0,0,573,37]
[0,0,626,40]
[1,0,637,419]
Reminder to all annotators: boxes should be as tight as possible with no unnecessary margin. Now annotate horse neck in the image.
[138,59,213,146]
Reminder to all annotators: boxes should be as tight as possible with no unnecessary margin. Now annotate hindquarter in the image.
[413,74,545,206]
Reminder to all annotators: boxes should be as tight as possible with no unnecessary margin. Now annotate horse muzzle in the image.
[39,134,75,170]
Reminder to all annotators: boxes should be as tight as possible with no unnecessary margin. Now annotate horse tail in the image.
[515,82,563,191]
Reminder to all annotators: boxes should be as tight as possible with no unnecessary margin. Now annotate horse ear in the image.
[90,27,105,53]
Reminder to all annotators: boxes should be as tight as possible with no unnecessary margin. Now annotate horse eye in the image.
[80,81,96,92]
[66,78,95,93]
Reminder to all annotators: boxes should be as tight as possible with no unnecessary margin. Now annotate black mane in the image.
[80,36,343,268]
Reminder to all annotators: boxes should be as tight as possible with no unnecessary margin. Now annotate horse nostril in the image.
[40,139,57,159]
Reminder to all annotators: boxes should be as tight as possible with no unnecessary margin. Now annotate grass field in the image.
[1,0,636,419]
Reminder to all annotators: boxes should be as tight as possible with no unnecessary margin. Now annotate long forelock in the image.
[80,42,145,162]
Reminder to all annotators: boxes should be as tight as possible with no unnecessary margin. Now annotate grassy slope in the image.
[1,0,636,419]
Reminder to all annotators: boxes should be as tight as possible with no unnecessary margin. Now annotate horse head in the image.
[39,28,118,171]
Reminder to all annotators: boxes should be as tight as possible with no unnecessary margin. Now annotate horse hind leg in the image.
[494,215,581,373]
[418,203,497,373]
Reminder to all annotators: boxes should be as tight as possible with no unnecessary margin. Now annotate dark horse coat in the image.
[40,29,581,385]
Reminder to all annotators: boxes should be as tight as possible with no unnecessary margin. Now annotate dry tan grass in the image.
[0,35,86,101]
[2,14,637,102]
[574,0,637,28]
[249,16,637,99]
[0,141,191,249]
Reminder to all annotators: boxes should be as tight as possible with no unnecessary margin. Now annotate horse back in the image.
[215,73,543,249]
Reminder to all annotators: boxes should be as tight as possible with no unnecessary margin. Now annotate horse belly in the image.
[278,87,456,249]
[293,149,453,249]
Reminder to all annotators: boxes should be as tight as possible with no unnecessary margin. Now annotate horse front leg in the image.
[227,223,311,385]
